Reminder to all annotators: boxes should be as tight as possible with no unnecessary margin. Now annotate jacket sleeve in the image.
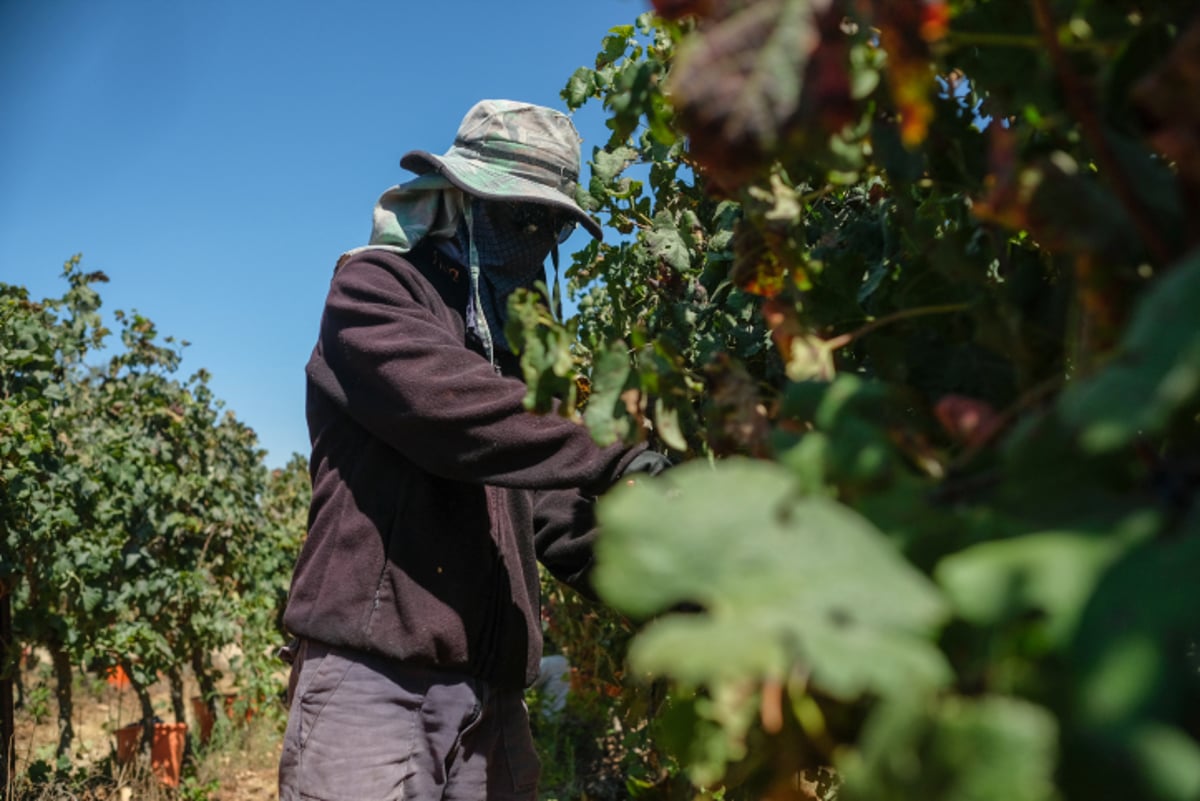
[313,252,636,492]
[532,487,601,600]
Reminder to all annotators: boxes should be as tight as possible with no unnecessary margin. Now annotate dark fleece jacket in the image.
[282,247,637,688]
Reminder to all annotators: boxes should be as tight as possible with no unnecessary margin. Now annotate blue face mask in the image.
[457,199,569,272]
[434,198,572,363]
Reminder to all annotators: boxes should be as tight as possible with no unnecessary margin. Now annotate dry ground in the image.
[12,651,282,800]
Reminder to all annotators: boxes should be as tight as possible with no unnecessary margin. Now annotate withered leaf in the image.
[862,0,945,148]
[933,393,1002,448]
[650,0,717,22]
[668,0,843,192]
[731,216,786,297]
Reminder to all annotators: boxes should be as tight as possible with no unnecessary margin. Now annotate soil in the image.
[12,650,281,800]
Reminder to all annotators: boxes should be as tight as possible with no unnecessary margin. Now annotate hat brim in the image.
[401,149,603,240]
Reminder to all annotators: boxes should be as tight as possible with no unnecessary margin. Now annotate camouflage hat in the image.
[400,99,603,240]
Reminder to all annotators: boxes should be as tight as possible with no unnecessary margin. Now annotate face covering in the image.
[435,197,569,362]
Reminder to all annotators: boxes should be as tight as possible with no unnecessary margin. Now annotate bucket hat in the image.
[400,99,603,240]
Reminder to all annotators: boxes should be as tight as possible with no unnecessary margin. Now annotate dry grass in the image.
[8,654,284,801]
[185,717,281,801]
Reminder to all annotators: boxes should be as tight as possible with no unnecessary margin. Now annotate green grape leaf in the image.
[644,213,692,273]
[1122,724,1200,801]
[594,458,951,700]
[653,396,688,452]
[1070,514,1200,729]
[592,145,640,184]
[584,342,634,447]
[563,66,596,108]
[935,529,1135,647]
[838,695,1059,801]
[598,27,634,68]
[506,286,580,416]
[1059,248,1200,452]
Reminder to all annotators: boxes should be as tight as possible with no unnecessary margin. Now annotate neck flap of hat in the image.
[337,173,464,268]
[335,179,514,371]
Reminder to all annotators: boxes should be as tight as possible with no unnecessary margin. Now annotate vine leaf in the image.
[1060,518,1200,800]
[838,695,1059,801]
[935,530,1133,648]
[584,341,636,446]
[763,300,839,381]
[653,396,688,452]
[563,66,597,108]
[506,288,579,417]
[1058,248,1200,452]
[644,212,692,273]
[667,0,843,191]
[593,458,951,700]
[592,145,640,184]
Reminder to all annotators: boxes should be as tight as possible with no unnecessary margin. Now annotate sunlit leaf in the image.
[584,341,635,446]
[644,213,692,273]
[564,66,596,108]
[594,458,951,699]
[653,396,688,452]
[592,145,641,184]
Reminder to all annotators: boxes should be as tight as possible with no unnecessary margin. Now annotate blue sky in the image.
[1,0,649,468]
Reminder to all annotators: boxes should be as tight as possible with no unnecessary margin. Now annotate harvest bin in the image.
[114,721,187,787]
[191,693,250,743]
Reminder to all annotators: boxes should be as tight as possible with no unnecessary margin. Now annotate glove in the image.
[620,450,673,479]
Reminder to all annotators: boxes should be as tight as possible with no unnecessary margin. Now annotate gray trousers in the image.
[278,641,540,801]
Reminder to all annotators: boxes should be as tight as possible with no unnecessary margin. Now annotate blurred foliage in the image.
[536,568,676,799]
[0,257,308,756]
[511,2,1200,798]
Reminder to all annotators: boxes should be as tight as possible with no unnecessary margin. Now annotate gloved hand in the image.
[620,450,673,480]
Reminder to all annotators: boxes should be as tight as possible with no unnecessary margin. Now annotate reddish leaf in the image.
[651,0,717,21]
[763,297,807,359]
[861,0,944,147]
[732,217,787,297]
[934,394,1001,447]
[668,0,848,192]
[763,298,838,382]
[920,1,950,43]
[704,353,772,457]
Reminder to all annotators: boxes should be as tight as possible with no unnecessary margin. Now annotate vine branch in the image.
[827,302,970,350]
